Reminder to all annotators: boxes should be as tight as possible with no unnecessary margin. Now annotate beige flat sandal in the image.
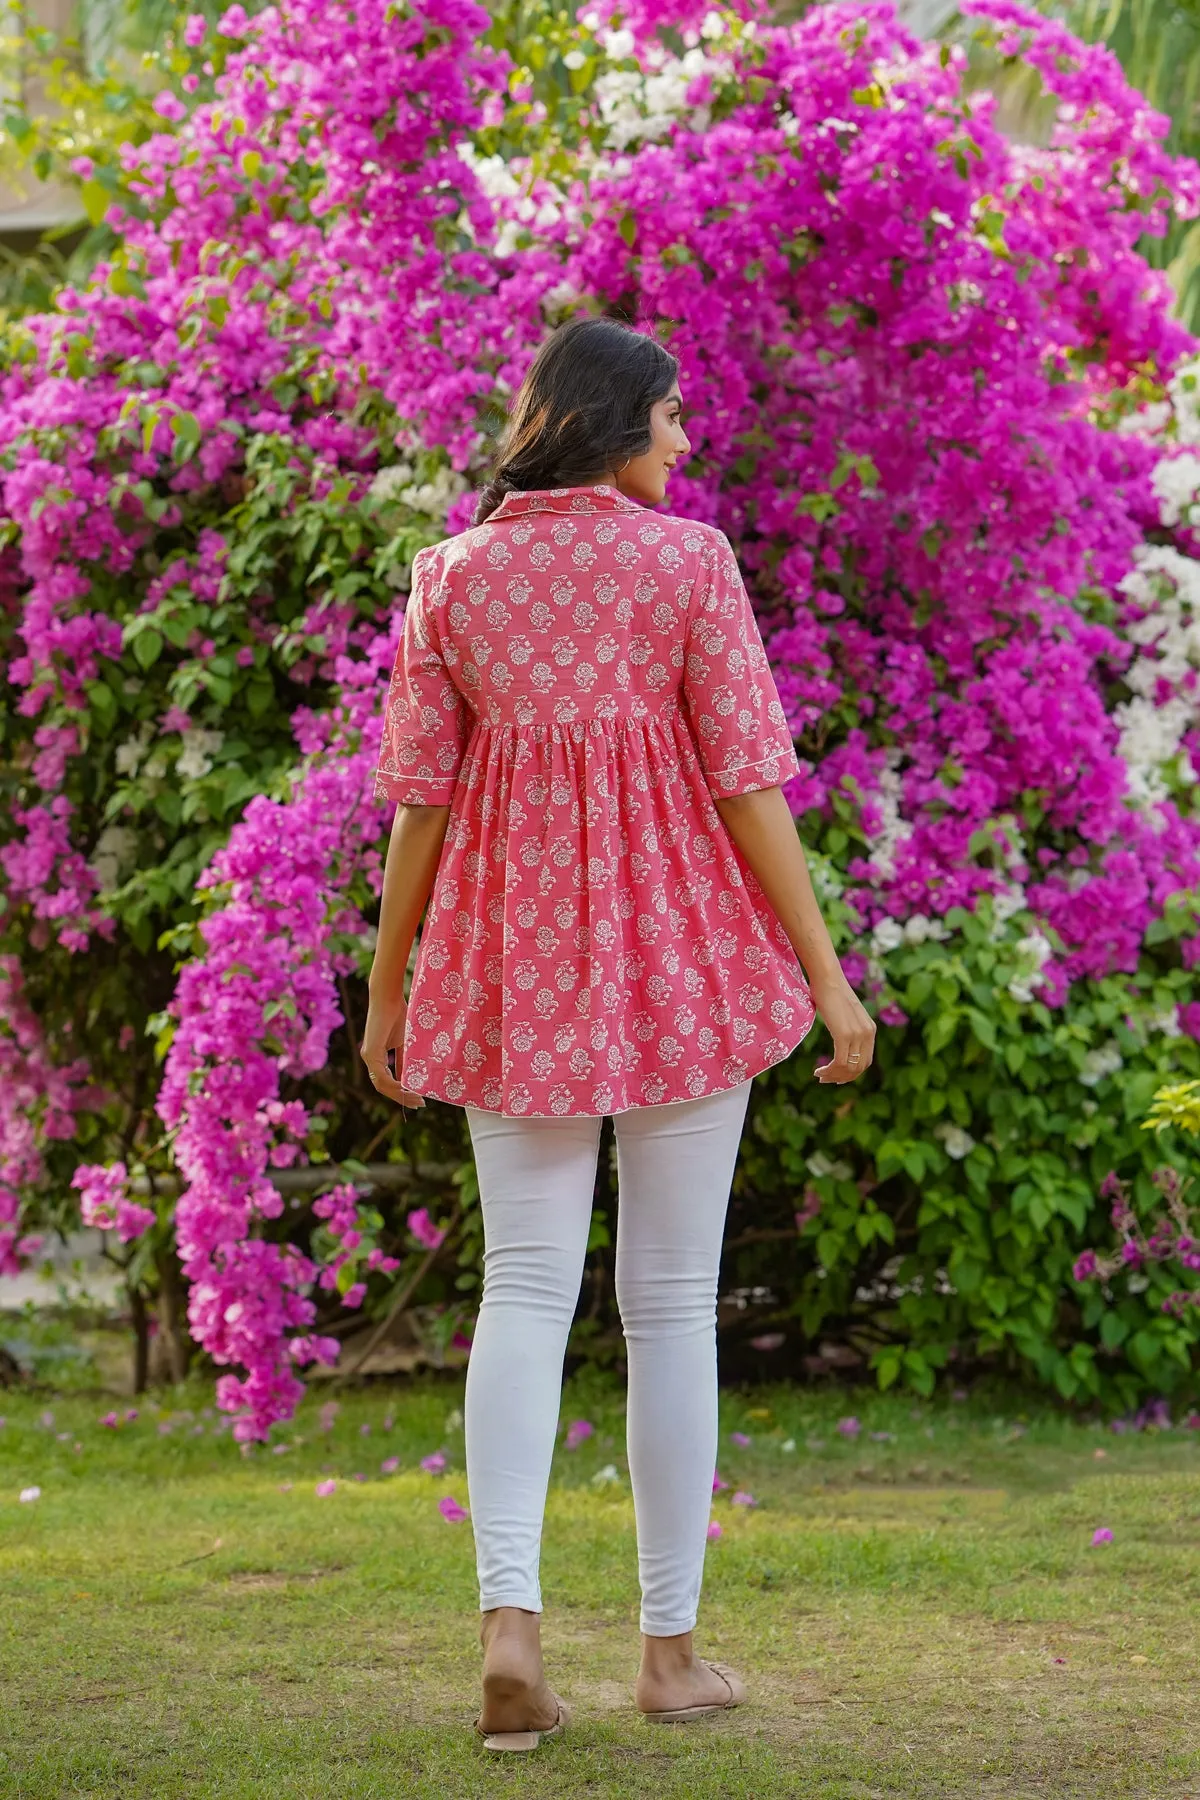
[474,1695,570,1753]
[640,1658,747,1724]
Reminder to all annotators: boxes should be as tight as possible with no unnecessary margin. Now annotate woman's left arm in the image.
[361,800,453,1107]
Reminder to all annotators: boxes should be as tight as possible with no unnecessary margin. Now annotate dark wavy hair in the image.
[473,317,679,526]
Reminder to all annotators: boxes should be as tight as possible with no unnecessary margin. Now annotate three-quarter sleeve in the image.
[373,550,471,805]
[682,528,801,798]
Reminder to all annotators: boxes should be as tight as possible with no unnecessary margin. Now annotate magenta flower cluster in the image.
[3,0,1200,1434]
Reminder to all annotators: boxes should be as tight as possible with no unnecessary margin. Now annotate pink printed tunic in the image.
[373,484,816,1116]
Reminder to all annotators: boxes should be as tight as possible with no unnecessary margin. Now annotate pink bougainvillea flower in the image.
[19,1486,41,1503]
[565,1419,594,1450]
[731,1491,758,1508]
[712,1470,729,1493]
[836,1417,862,1438]
[794,1189,822,1230]
[9,0,1200,1448]
[706,1520,723,1541]
[315,1478,337,1497]
[407,1208,446,1251]
[730,1431,751,1448]
[1092,1527,1114,1545]
[380,1456,400,1475]
[438,1495,469,1523]
[420,1451,446,1475]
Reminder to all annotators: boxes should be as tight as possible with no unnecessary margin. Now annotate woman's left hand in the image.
[360,994,425,1108]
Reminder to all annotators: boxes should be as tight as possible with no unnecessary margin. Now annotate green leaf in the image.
[132,629,163,670]
[81,179,112,226]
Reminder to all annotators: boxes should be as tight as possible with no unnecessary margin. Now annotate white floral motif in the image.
[373,489,815,1115]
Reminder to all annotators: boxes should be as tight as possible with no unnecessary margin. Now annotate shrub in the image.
[2,0,1199,1431]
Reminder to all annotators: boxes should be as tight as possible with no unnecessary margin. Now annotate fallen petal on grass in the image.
[1091,1526,1114,1545]
[420,1451,446,1475]
[315,1479,337,1498]
[564,1419,594,1451]
[729,1431,751,1448]
[380,1457,400,1475]
[438,1495,469,1523]
[731,1490,758,1508]
[707,1520,723,1540]
[18,1486,41,1503]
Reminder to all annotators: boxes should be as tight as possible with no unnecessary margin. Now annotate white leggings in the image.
[463,1081,751,1638]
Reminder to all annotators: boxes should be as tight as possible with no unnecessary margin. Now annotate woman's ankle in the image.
[639,1628,697,1674]
[481,1605,543,1651]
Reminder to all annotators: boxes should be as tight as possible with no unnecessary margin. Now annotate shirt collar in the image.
[489,483,646,521]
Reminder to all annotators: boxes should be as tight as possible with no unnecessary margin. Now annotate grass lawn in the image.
[1,1372,1198,1799]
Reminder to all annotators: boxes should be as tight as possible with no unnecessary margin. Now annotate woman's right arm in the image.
[714,784,876,1084]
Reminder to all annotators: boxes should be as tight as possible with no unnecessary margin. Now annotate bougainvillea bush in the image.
[3,0,1200,1435]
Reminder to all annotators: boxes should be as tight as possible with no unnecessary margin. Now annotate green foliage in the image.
[727,887,1200,1408]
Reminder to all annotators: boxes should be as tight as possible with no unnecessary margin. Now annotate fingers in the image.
[360,1046,425,1109]
[815,1015,877,1084]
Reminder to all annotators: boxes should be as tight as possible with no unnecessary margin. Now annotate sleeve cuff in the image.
[373,771,459,805]
[706,745,802,798]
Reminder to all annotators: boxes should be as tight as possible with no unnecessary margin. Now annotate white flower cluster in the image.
[1078,1040,1123,1087]
[863,750,910,881]
[868,912,950,957]
[368,461,468,521]
[114,722,153,777]
[584,9,750,155]
[1114,545,1200,806]
[1166,355,1200,445]
[1147,1005,1182,1039]
[1150,451,1200,528]
[90,824,139,892]
[934,1122,976,1160]
[177,727,224,781]
[455,143,522,202]
[805,1150,854,1181]
[1007,929,1053,1004]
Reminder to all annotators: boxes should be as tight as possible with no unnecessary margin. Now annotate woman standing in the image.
[361,317,874,1751]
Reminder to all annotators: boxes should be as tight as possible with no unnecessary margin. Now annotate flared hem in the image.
[409,1006,818,1119]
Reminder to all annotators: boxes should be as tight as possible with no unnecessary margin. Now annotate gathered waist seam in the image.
[467,697,685,737]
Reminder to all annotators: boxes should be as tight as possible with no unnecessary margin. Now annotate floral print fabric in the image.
[374,484,816,1115]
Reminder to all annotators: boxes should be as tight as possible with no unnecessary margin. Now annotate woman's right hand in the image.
[360,992,426,1109]
[808,967,876,1084]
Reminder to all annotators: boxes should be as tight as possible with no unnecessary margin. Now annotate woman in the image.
[361,316,875,1751]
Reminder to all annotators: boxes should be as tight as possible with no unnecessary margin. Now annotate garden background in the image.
[2,0,1200,1441]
